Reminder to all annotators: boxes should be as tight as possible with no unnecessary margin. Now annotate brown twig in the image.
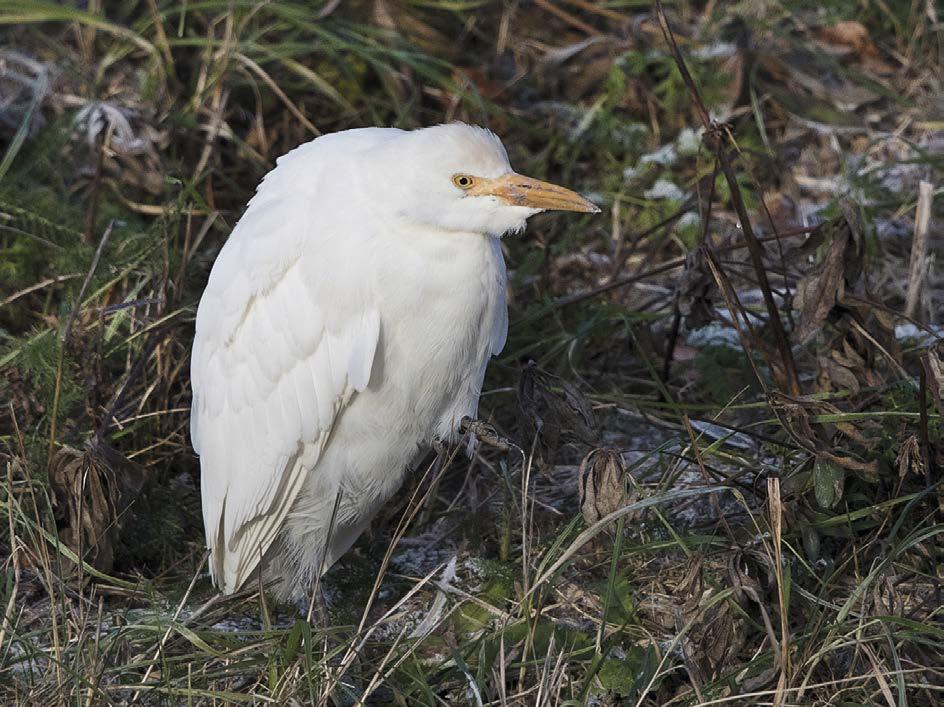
[561,0,628,23]
[555,228,813,309]
[767,476,790,701]
[610,197,697,280]
[654,0,800,396]
[555,257,687,308]
[533,0,598,34]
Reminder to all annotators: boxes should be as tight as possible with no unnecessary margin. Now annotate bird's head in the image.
[368,123,599,237]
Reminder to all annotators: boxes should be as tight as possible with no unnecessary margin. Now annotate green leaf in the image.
[282,618,309,663]
[599,575,635,625]
[596,645,659,699]
[814,457,845,510]
[801,523,821,564]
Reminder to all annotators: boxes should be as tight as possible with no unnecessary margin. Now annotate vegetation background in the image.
[0,0,941,704]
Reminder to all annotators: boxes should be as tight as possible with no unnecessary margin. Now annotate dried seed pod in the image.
[48,440,144,575]
[578,449,633,524]
[922,344,944,417]
[517,361,595,464]
[793,200,867,345]
[895,435,924,479]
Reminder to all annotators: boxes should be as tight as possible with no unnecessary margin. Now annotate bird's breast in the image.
[368,229,507,440]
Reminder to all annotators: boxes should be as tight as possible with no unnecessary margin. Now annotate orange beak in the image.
[468,173,600,213]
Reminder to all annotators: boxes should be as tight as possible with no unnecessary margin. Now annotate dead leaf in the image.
[813,20,896,74]
[795,234,847,345]
[834,420,872,446]
[815,21,880,58]
[770,394,820,453]
[372,0,456,58]
[835,340,866,369]
[822,451,879,482]
[896,435,924,479]
[452,68,505,102]
[793,202,865,344]
[817,354,860,394]
[921,345,944,417]
[726,550,763,607]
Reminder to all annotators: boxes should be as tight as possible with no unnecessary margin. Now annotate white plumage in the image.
[191,123,597,597]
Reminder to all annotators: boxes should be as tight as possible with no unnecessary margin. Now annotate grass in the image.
[1,0,943,704]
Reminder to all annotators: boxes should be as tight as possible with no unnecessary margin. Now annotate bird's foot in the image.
[459,416,519,453]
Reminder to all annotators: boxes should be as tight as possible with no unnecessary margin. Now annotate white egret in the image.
[191,123,598,597]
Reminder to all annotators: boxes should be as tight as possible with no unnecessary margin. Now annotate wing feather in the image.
[488,238,509,355]
[191,130,395,593]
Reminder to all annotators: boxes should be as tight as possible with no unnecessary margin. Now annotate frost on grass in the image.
[643,178,688,201]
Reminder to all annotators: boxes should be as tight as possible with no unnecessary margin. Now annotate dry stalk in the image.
[905,180,934,321]
[767,477,790,704]
[654,0,801,396]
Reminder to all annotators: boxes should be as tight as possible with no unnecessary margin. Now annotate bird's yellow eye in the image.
[452,174,476,190]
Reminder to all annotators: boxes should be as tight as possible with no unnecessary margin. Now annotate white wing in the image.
[191,129,396,593]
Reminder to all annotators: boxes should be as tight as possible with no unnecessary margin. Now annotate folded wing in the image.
[191,133,390,592]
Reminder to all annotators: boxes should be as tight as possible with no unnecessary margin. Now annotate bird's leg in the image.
[303,578,331,628]
[418,440,450,526]
[459,416,519,454]
[431,438,448,459]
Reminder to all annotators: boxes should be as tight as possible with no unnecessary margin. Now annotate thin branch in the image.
[654,0,800,395]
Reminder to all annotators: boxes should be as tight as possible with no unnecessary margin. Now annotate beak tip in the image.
[484,173,603,214]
